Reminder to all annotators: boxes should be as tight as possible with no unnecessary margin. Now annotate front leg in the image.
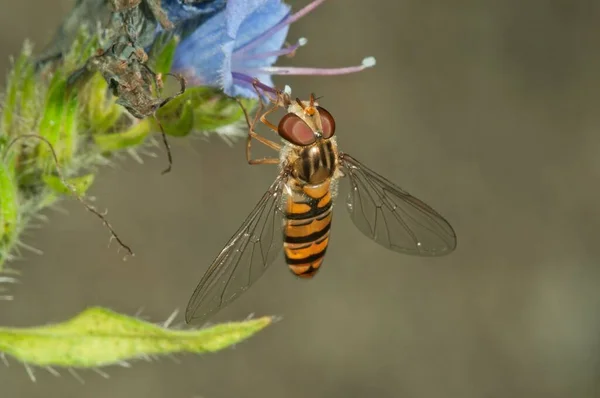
[237,99,282,166]
[245,130,281,165]
[145,0,175,29]
[259,103,281,133]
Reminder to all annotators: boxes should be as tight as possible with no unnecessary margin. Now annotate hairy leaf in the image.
[0,307,273,368]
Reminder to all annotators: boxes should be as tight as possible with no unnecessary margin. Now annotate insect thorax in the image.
[287,138,337,186]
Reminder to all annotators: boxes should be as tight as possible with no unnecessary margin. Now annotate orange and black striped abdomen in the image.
[283,180,333,278]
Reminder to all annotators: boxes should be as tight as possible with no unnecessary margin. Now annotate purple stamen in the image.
[238,38,308,61]
[231,72,279,94]
[234,0,327,57]
[239,56,377,76]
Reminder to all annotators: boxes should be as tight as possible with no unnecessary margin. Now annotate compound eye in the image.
[316,106,336,138]
[278,114,316,146]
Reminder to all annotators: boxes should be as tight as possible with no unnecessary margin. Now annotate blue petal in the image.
[220,41,236,93]
[226,0,291,97]
[171,10,230,86]
[228,0,290,53]
[224,0,273,39]
[171,0,292,97]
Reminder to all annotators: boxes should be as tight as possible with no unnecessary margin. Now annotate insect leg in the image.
[237,99,281,166]
[143,71,186,175]
[160,73,187,103]
[250,81,281,134]
[3,134,134,257]
[248,157,279,165]
[152,115,174,174]
[246,128,281,165]
[140,63,162,93]
[145,0,175,30]
[259,102,281,133]
[251,78,279,104]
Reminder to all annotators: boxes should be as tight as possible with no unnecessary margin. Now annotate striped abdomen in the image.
[283,180,333,278]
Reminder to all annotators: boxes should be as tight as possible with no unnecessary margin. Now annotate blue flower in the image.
[168,0,376,98]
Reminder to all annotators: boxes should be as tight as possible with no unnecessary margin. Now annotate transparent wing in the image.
[339,153,457,256]
[185,173,288,324]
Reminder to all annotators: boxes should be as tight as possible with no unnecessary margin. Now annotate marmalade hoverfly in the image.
[185,84,457,323]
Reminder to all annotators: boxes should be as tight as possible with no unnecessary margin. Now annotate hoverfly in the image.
[185,83,457,323]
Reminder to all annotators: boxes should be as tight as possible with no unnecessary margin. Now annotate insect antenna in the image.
[3,134,134,257]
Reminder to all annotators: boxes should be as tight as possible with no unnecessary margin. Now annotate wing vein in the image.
[340,153,456,256]
[185,171,289,323]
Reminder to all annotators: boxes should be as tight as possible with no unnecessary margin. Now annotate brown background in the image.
[1,1,600,397]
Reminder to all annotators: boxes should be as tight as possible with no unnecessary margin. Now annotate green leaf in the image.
[85,73,123,134]
[94,119,151,151]
[194,96,256,132]
[60,89,80,162]
[18,61,38,134]
[0,307,273,368]
[154,96,194,137]
[148,32,180,76]
[0,161,19,267]
[155,87,256,137]
[42,173,95,196]
[63,26,99,73]
[2,42,33,136]
[37,71,69,168]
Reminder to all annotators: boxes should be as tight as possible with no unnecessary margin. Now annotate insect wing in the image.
[185,173,288,323]
[339,153,456,256]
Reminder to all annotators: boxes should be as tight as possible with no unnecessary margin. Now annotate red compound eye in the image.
[278,114,316,146]
[316,106,336,138]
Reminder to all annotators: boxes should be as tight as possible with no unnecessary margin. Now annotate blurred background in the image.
[1,1,600,397]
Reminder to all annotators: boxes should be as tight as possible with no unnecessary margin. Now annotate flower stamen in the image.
[238,38,307,61]
[231,72,279,94]
[239,56,377,76]
[234,0,327,57]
